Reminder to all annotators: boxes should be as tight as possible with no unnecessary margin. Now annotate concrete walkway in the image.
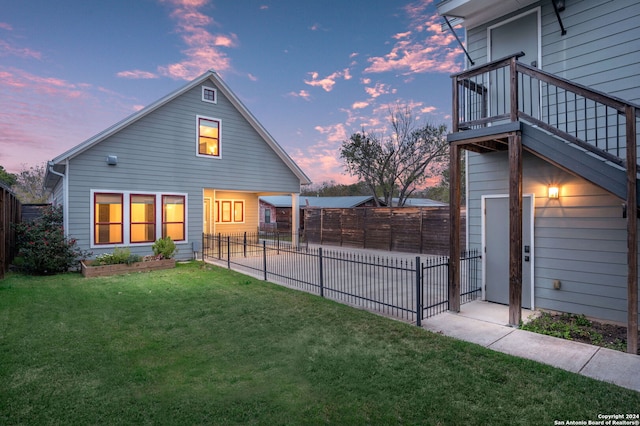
[423,300,640,392]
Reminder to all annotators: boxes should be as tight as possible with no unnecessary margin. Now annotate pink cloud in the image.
[0,22,13,31]
[352,101,369,109]
[0,40,42,60]
[304,68,351,92]
[119,0,237,80]
[287,90,312,101]
[364,82,392,98]
[116,70,158,79]
[364,7,462,75]
[421,106,437,113]
[0,67,134,172]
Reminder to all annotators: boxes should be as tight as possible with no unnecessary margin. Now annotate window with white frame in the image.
[91,191,187,246]
[197,116,221,157]
[214,199,244,224]
[202,86,217,103]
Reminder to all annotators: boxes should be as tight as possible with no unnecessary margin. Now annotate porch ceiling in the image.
[437,0,538,29]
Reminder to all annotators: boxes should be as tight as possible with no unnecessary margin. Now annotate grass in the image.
[1,262,638,425]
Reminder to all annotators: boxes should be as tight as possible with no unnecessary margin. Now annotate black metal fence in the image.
[202,232,481,326]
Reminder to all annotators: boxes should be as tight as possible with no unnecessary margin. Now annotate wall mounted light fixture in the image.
[548,185,559,199]
[106,155,118,166]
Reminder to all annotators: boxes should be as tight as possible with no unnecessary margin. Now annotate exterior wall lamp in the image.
[548,185,560,199]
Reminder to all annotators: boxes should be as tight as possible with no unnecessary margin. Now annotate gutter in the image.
[47,161,70,237]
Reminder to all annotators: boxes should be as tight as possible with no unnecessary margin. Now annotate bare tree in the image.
[13,163,48,204]
[340,106,448,206]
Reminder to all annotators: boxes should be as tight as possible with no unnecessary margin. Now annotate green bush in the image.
[94,247,142,266]
[152,237,177,259]
[13,205,91,275]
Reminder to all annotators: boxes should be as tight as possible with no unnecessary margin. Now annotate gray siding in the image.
[65,79,301,259]
[468,150,639,323]
[466,0,640,103]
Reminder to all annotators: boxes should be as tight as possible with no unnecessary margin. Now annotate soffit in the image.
[437,0,539,29]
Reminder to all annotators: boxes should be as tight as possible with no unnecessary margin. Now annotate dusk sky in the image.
[0,0,463,184]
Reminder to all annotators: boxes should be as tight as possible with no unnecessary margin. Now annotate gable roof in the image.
[260,195,378,209]
[46,70,310,187]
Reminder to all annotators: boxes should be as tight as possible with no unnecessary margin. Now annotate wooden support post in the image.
[508,132,523,326]
[626,105,638,354]
[449,143,461,312]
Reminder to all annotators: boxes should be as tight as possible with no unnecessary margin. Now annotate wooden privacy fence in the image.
[0,184,21,279]
[303,206,466,256]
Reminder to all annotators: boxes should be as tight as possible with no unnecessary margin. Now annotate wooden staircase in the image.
[446,52,639,353]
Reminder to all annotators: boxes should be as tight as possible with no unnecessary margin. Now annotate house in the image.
[259,195,379,231]
[44,70,310,260]
[437,0,639,353]
[392,198,448,207]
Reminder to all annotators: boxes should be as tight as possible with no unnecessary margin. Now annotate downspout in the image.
[47,161,69,237]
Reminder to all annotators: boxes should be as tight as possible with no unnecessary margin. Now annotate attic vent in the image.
[202,86,217,104]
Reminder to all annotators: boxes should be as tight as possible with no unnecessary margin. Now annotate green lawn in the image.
[1,262,638,425]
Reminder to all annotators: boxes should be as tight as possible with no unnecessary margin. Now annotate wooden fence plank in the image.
[304,206,466,255]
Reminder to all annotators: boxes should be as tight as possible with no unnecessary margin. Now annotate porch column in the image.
[508,132,523,327]
[449,143,461,313]
[626,105,638,354]
[291,193,300,249]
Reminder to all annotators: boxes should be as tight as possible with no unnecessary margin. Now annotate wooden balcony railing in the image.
[452,52,640,169]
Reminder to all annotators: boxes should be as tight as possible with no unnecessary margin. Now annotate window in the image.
[163,195,185,241]
[198,116,220,157]
[221,200,232,222]
[215,199,245,224]
[202,86,217,103]
[234,201,244,222]
[95,193,123,244]
[91,191,187,246]
[130,195,155,243]
[264,209,271,224]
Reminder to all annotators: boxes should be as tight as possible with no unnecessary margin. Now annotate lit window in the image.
[130,195,156,243]
[163,195,185,241]
[95,193,123,244]
[234,201,244,222]
[215,199,245,224]
[198,117,220,157]
[202,86,217,103]
[221,200,232,222]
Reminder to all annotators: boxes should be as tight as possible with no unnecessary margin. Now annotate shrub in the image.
[94,247,142,266]
[152,237,177,259]
[13,206,91,275]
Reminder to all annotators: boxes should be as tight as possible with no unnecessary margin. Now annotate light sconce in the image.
[106,155,118,166]
[548,185,559,199]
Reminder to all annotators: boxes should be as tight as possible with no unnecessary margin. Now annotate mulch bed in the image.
[523,312,640,355]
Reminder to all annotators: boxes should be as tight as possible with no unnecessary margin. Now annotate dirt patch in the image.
[522,312,639,355]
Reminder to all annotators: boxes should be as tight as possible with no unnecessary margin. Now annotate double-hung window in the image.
[130,195,156,243]
[197,116,220,157]
[162,195,185,241]
[92,191,186,246]
[95,193,123,244]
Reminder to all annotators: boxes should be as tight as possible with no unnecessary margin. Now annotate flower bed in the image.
[81,258,176,278]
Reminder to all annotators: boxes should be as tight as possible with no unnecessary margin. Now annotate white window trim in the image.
[202,86,217,104]
[90,189,189,248]
[215,198,245,224]
[195,114,222,159]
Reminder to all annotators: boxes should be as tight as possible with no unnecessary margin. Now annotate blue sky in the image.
[0,0,463,184]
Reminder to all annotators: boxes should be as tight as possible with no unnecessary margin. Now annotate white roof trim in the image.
[50,70,311,185]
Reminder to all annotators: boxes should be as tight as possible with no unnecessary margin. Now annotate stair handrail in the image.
[452,52,640,169]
